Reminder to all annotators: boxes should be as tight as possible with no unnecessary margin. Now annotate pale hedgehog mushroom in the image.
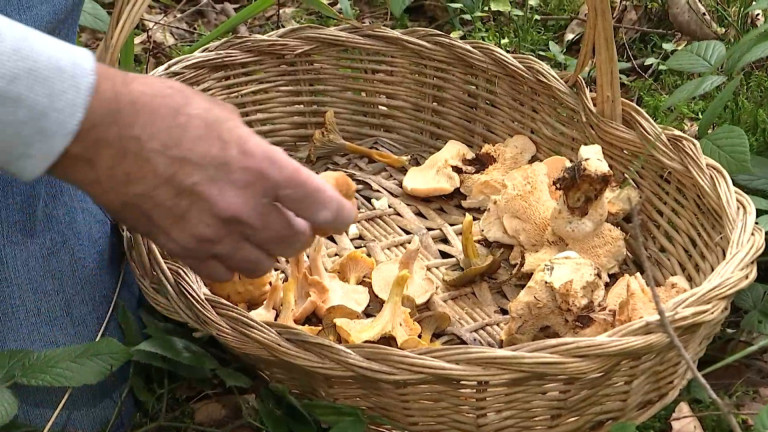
[509,242,567,274]
[495,162,560,250]
[480,201,518,245]
[248,271,284,322]
[305,237,370,318]
[567,223,627,275]
[550,145,613,241]
[553,144,613,221]
[542,155,571,201]
[402,140,475,197]
[334,269,426,349]
[604,273,657,326]
[371,236,437,306]
[502,251,606,346]
[604,273,692,326]
[459,135,537,208]
[604,181,641,224]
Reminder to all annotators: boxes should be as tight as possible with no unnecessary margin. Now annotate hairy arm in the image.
[1,14,356,282]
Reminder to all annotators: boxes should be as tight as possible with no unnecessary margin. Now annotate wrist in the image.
[48,64,134,187]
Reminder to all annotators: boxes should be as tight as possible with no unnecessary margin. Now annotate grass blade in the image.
[185,0,274,54]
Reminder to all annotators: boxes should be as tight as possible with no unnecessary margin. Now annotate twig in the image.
[671,410,759,421]
[628,204,742,432]
[539,15,675,35]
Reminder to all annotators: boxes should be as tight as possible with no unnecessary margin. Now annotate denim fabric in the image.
[0,1,141,431]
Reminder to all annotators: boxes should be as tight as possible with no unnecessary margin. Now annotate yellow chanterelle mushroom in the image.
[334,269,426,349]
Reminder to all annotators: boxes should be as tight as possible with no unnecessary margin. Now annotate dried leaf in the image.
[667,0,721,41]
[669,401,704,432]
[564,3,589,45]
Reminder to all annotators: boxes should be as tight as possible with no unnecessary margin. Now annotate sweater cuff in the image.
[0,14,97,182]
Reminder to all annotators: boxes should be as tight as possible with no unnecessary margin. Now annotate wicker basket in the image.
[100,0,765,430]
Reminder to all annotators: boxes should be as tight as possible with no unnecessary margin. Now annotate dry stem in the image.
[539,15,675,35]
[628,203,741,432]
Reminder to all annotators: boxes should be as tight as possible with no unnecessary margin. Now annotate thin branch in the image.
[628,204,742,432]
[539,15,675,35]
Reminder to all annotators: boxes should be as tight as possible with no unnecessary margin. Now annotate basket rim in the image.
[125,25,766,377]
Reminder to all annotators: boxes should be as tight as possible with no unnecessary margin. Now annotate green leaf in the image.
[337,0,356,19]
[0,352,32,386]
[685,379,710,402]
[755,404,768,432]
[302,400,367,425]
[731,36,768,73]
[118,33,135,73]
[268,384,318,432]
[725,25,768,74]
[388,0,411,17]
[79,0,110,32]
[215,368,253,388]
[186,0,274,54]
[301,0,343,19]
[131,335,220,370]
[489,0,512,11]
[663,75,727,109]
[258,388,292,432]
[118,302,144,347]
[609,422,637,432]
[751,195,768,210]
[699,125,752,175]
[699,75,741,137]
[0,420,39,432]
[747,0,768,11]
[734,155,768,193]
[0,388,18,427]
[734,283,768,311]
[14,338,130,387]
[741,310,768,333]
[138,309,194,341]
[131,350,212,379]
[129,369,155,408]
[758,215,768,229]
[330,417,367,432]
[665,40,726,73]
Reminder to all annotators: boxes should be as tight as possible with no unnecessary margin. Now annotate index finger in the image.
[270,148,357,235]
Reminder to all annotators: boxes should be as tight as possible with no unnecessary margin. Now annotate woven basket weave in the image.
[102,0,765,430]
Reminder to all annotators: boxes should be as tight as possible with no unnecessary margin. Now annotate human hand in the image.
[49,64,357,282]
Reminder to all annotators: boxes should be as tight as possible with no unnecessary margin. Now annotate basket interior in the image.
[151,28,733,347]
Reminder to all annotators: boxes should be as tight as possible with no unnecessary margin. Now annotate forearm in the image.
[0,13,97,181]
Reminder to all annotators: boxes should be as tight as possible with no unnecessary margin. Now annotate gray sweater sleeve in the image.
[0,13,97,181]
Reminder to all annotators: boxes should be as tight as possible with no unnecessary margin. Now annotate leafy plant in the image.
[734,282,768,334]
[79,0,110,32]
[662,20,768,176]
[0,338,131,427]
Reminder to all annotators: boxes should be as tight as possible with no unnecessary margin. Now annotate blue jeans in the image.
[0,2,140,431]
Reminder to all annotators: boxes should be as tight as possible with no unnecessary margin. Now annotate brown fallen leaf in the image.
[667,0,721,41]
[564,3,589,45]
[669,401,704,432]
[192,396,243,427]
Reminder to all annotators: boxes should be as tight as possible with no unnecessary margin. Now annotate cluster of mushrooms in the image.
[203,110,693,349]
